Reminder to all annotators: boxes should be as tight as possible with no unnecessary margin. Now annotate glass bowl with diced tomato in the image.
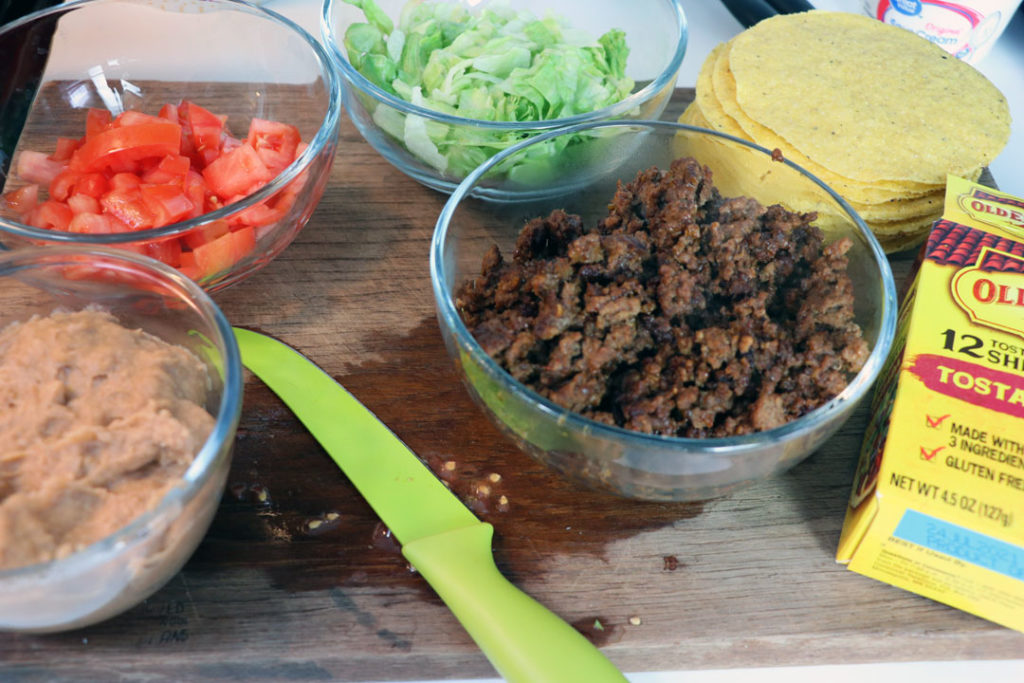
[0,0,341,293]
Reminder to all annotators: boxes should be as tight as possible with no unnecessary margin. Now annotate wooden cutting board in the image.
[2,89,1021,681]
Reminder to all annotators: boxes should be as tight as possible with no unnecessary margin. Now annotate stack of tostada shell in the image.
[679,11,1011,253]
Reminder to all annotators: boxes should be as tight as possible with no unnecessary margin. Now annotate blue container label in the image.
[894,509,1024,582]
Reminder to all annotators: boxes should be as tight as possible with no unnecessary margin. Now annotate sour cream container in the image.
[864,0,1023,63]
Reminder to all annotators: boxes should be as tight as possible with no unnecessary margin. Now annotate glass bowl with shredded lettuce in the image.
[323,0,687,197]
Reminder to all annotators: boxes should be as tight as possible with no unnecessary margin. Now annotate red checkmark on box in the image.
[925,414,951,428]
[920,445,945,461]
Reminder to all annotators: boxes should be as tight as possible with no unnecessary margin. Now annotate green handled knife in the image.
[232,328,626,683]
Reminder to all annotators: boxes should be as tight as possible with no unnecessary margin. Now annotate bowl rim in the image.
[0,0,342,245]
[0,245,243,581]
[431,119,898,455]
[321,0,689,131]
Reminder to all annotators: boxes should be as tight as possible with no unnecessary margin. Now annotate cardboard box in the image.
[837,175,1024,633]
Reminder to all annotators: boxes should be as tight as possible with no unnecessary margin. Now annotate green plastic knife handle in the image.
[402,523,627,683]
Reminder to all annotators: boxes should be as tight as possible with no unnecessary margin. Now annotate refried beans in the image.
[0,309,214,570]
[455,157,869,438]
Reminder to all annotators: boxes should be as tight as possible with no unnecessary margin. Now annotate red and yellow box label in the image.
[837,175,1024,633]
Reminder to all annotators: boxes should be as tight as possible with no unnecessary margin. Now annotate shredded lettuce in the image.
[342,0,633,181]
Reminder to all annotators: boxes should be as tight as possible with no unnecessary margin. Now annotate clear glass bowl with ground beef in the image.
[431,121,897,501]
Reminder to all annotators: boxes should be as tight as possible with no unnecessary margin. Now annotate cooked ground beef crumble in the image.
[455,157,869,438]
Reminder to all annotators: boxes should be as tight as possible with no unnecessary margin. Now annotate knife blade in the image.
[232,327,627,683]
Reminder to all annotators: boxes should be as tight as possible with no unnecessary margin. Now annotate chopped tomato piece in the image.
[70,121,181,173]
[140,184,194,227]
[114,111,168,128]
[50,137,83,162]
[247,118,301,176]
[69,212,117,234]
[202,143,273,198]
[67,193,101,216]
[220,135,243,155]
[158,103,178,122]
[100,188,155,230]
[177,251,202,281]
[227,197,284,227]
[182,169,208,219]
[142,154,191,185]
[81,172,110,198]
[85,108,112,138]
[107,172,141,192]
[49,170,81,202]
[3,184,39,214]
[50,169,112,201]
[17,150,66,185]
[28,200,73,231]
[179,101,224,155]
[142,238,183,267]
[182,219,230,250]
[192,226,255,277]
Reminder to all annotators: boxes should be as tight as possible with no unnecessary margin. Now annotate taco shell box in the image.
[837,175,1024,633]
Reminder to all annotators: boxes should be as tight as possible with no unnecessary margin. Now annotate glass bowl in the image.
[0,0,341,293]
[322,0,687,197]
[0,246,242,632]
[431,121,898,501]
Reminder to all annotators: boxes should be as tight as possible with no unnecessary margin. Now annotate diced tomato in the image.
[108,172,142,192]
[227,197,284,228]
[142,237,183,266]
[28,200,73,231]
[85,108,112,138]
[50,137,83,162]
[11,101,303,282]
[182,219,230,250]
[177,251,202,281]
[140,184,194,227]
[69,212,116,234]
[17,150,66,185]
[50,170,80,202]
[273,168,310,213]
[50,169,110,201]
[179,101,224,156]
[142,154,191,185]
[2,184,39,214]
[78,172,110,198]
[70,121,181,173]
[67,193,101,216]
[192,226,255,277]
[220,135,243,155]
[202,143,273,199]
[230,224,256,256]
[182,169,208,218]
[114,110,168,128]
[158,103,178,122]
[247,118,301,176]
[100,187,155,230]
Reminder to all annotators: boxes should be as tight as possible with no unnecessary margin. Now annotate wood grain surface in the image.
[1,89,1021,681]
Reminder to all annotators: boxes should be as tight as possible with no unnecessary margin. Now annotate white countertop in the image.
[266,0,1024,681]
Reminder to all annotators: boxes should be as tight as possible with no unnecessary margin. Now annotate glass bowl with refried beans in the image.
[431,121,897,501]
[0,246,242,632]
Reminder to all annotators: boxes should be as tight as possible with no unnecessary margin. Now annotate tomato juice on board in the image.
[837,175,1024,633]
[865,0,1024,63]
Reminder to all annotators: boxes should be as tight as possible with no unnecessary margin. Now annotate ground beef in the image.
[455,157,870,438]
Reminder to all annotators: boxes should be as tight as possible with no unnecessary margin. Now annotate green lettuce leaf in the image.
[343,0,634,182]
